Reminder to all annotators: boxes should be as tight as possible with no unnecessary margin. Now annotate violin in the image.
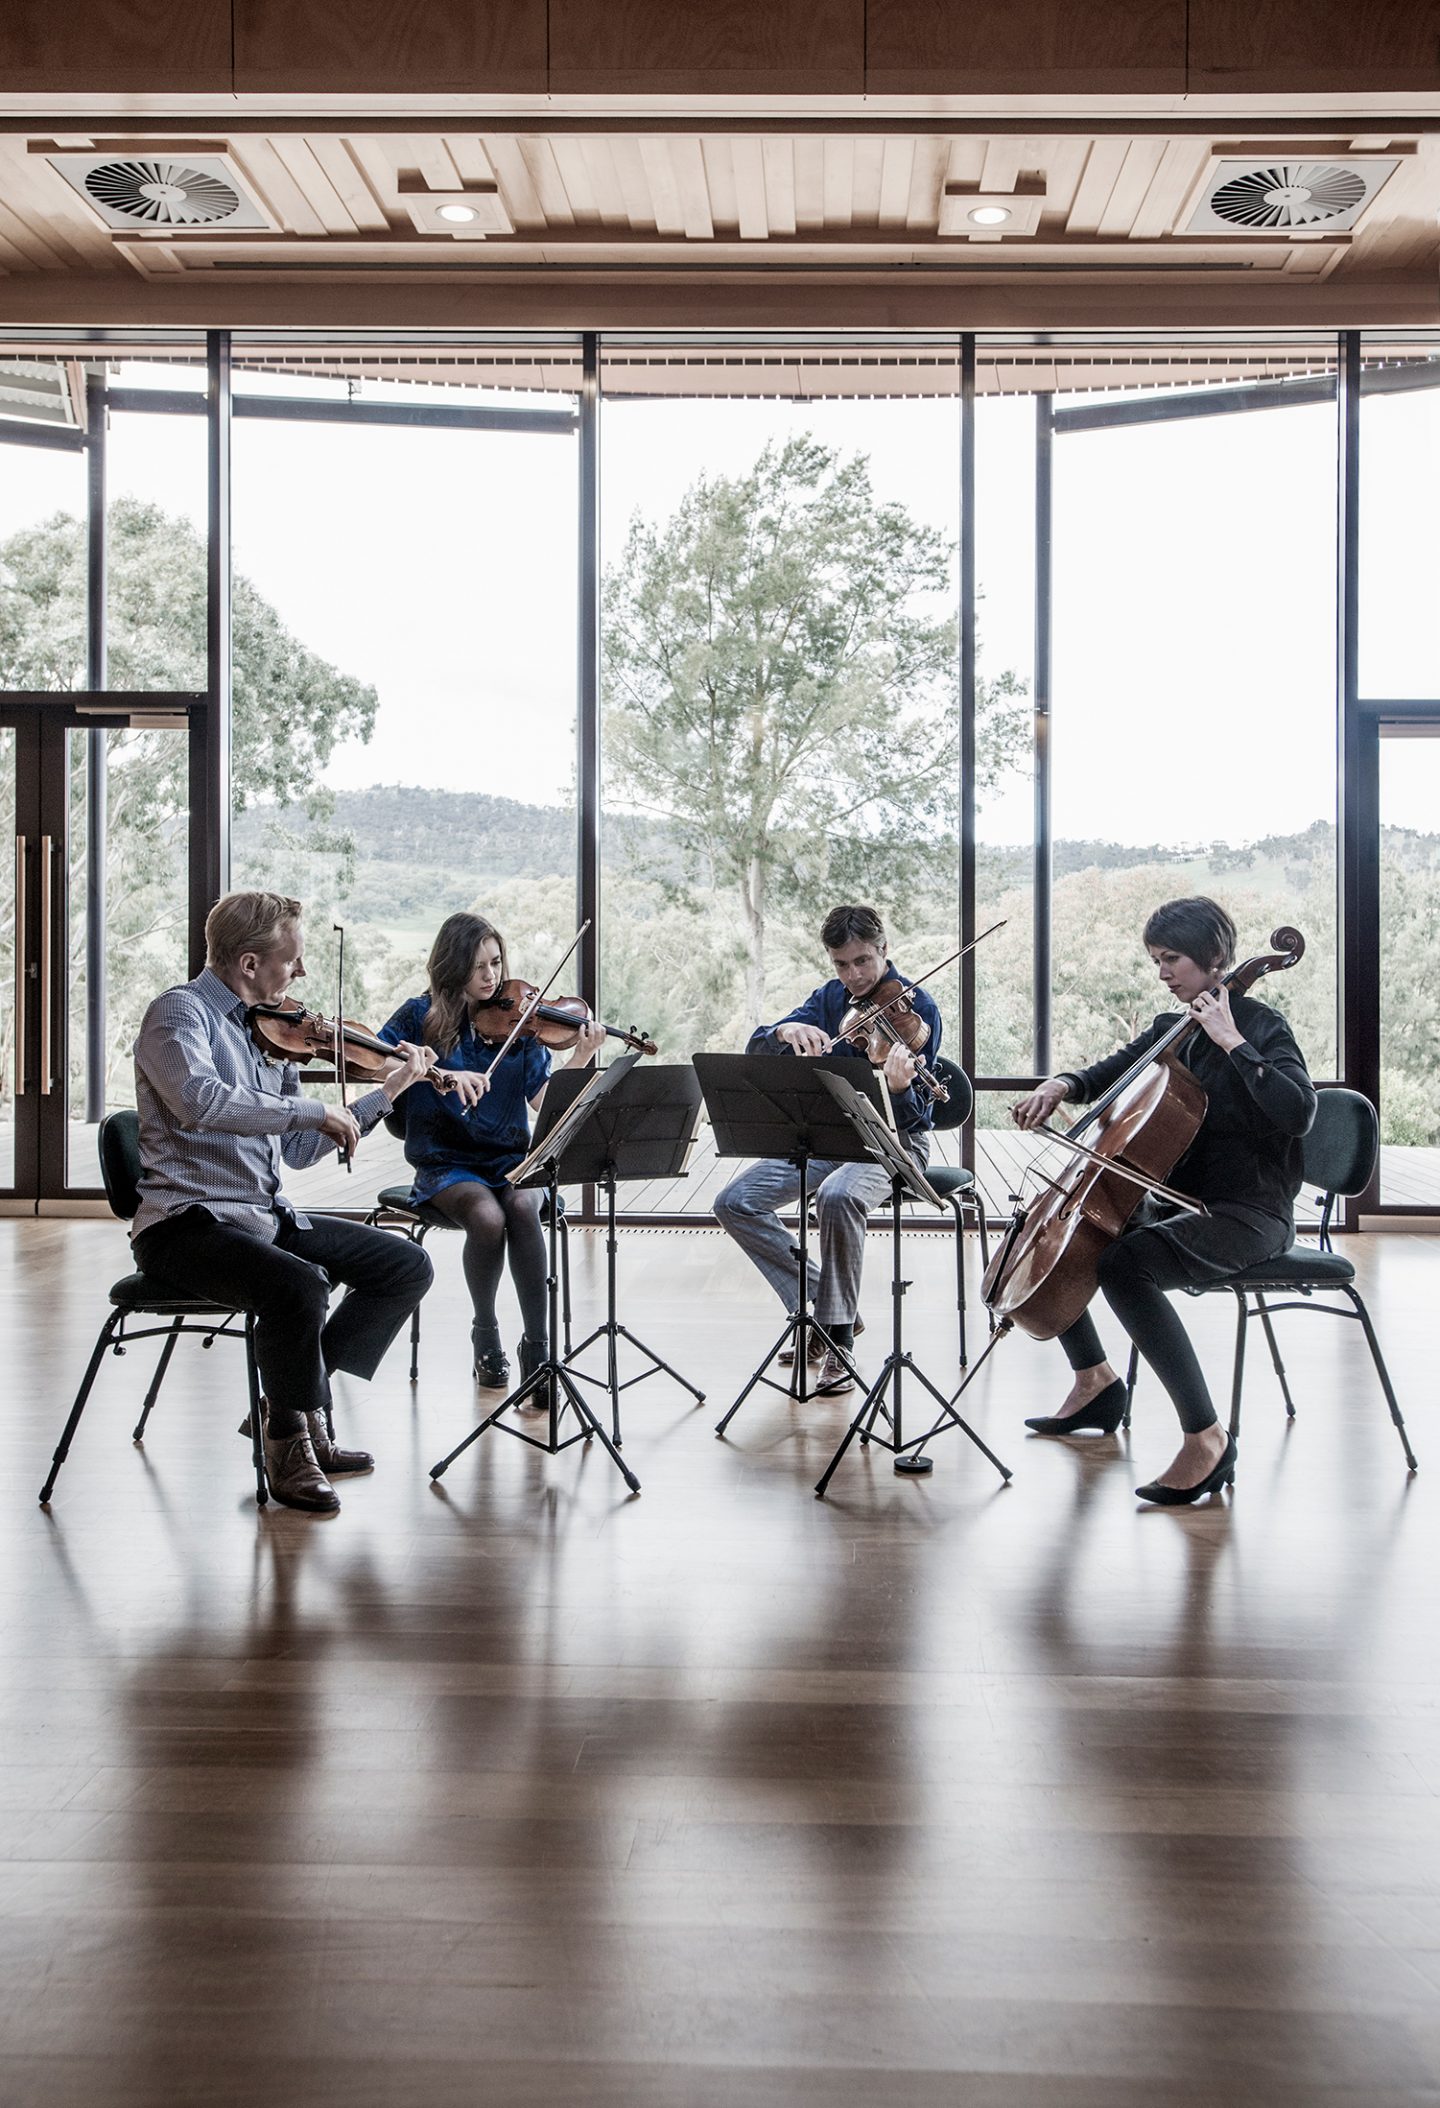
[829,975,948,1106]
[245,999,467,1093]
[981,926,1306,1341]
[472,979,658,1058]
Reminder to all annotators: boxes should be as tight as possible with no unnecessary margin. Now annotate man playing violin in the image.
[714,903,941,1392]
[131,890,486,1515]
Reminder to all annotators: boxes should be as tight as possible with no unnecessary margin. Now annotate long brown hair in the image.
[423,913,509,1054]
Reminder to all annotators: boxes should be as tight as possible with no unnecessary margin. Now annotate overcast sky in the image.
[2,366,1436,840]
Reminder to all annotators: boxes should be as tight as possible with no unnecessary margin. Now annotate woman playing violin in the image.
[1011,897,1315,1505]
[379,913,604,1393]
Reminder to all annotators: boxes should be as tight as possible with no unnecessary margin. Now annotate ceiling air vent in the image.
[45,152,272,234]
[1184,157,1400,236]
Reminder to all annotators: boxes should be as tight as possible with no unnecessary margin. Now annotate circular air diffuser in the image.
[1208,163,1369,231]
[82,160,243,227]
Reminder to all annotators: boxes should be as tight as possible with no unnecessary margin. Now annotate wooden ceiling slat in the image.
[761,138,796,237]
[343,138,405,219]
[236,135,330,236]
[1065,138,1132,233]
[878,139,914,229]
[793,138,825,233]
[579,138,631,226]
[669,139,714,240]
[518,139,577,228]
[1095,139,1168,236]
[443,136,497,188]
[1129,137,1208,240]
[852,135,884,225]
[700,138,741,234]
[269,137,359,235]
[549,137,601,225]
[608,136,658,232]
[482,137,545,230]
[731,138,770,241]
[822,139,853,228]
[637,138,687,238]
[904,138,948,230]
[979,138,1026,193]
[0,142,110,272]
[407,136,462,192]
[306,136,391,232]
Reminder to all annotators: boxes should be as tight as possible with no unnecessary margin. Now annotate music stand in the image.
[810,1070,1013,1497]
[695,1052,887,1434]
[429,1056,643,1496]
[541,1062,707,1442]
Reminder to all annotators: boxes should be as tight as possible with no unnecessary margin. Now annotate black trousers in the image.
[133,1207,433,1422]
[1058,1200,1292,1435]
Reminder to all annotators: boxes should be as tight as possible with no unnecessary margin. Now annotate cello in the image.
[981,926,1306,1342]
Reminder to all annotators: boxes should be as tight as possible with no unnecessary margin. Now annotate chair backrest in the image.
[928,1056,974,1133]
[98,1108,143,1221]
[1303,1087,1378,1200]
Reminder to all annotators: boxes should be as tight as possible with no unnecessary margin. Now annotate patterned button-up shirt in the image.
[131,966,391,1242]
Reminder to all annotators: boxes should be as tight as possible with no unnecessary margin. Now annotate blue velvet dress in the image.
[378,995,553,1204]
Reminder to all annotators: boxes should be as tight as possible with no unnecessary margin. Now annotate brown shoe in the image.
[262,1429,341,1513]
[817,1349,856,1395]
[307,1410,374,1476]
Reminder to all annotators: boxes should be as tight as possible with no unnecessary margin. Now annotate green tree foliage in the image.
[603,436,1027,1020]
[0,498,378,1103]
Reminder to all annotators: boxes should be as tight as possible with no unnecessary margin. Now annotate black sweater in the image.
[1057,994,1317,1228]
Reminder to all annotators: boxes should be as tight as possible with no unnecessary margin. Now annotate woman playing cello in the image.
[1010,898,1315,1505]
[379,913,604,1393]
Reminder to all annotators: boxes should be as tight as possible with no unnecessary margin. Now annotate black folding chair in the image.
[366,1109,573,1383]
[1123,1088,1415,1471]
[39,1110,267,1508]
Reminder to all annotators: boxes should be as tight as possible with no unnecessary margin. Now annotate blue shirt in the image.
[746,962,943,1135]
[379,994,552,1200]
[132,966,392,1241]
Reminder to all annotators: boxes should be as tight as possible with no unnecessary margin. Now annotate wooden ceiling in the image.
[0,0,1438,328]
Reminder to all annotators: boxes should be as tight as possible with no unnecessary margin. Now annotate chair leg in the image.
[245,1316,268,1507]
[949,1196,968,1368]
[1228,1289,1249,1439]
[39,1312,122,1505]
[1253,1294,1298,1419]
[1123,1342,1138,1430]
[408,1224,428,1384]
[132,1317,183,1443]
[1343,1287,1418,1472]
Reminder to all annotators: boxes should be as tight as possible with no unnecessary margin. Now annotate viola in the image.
[246,999,468,1093]
[829,974,948,1106]
[981,926,1306,1342]
[472,979,658,1059]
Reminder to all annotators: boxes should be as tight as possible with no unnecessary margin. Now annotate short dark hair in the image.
[820,903,886,952]
[1142,897,1237,974]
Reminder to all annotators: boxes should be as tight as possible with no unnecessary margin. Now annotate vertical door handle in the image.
[38,833,53,1095]
[13,834,25,1098]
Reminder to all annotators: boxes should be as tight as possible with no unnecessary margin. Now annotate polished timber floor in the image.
[3,1216,1439,2108]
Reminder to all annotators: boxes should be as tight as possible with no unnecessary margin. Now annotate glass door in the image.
[2,700,193,1205]
[1378,718,1440,1211]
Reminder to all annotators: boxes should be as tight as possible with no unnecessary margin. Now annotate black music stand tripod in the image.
[429,1057,642,1496]
[546,1061,708,1442]
[811,1070,1013,1498]
[696,1053,885,1435]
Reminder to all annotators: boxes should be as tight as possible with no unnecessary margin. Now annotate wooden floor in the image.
[3,1216,1438,2107]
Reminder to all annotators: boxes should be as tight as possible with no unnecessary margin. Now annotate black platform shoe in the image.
[1135,1432,1237,1507]
[517,1334,555,1412]
[472,1325,511,1390]
[1025,1377,1128,1437]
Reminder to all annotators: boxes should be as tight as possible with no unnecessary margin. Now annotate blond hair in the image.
[204,890,303,974]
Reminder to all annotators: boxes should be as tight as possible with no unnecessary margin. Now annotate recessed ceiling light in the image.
[968,206,1011,227]
[437,203,478,224]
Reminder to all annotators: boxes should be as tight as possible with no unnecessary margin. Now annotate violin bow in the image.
[820,919,1007,1049]
[333,921,352,1175]
[483,920,592,1074]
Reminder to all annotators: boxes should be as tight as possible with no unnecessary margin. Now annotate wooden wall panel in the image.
[0,0,232,92]
[1188,1,1440,92]
[234,0,548,95]
[548,0,865,95]
[865,0,1186,94]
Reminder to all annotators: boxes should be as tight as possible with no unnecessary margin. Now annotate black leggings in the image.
[430,1180,549,1345]
[1059,1228,1218,1435]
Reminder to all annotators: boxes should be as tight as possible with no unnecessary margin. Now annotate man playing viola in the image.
[130,890,485,1514]
[713,903,941,1392]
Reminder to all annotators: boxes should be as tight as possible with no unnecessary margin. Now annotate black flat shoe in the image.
[1025,1378,1128,1437]
[1136,1432,1237,1507]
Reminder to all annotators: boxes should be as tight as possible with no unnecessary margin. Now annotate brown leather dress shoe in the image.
[779,1314,863,1367]
[817,1349,856,1395]
[307,1410,374,1476]
[262,1429,341,1513]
